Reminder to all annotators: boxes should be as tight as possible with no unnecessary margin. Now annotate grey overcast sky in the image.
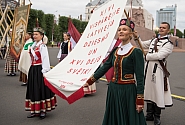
[27,0,185,32]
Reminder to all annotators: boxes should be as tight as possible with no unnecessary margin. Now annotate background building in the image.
[0,0,18,9]
[85,0,107,21]
[156,4,177,29]
[85,0,153,30]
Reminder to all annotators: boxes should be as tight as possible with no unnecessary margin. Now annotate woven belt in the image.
[111,79,135,84]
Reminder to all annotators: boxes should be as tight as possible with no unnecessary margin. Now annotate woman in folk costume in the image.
[25,27,57,119]
[4,29,18,76]
[84,19,147,125]
[18,32,34,86]
[57,32,73,62]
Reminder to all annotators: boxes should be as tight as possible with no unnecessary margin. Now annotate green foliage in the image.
[72,19,81,32]
[37,10,46,30]
[58,16,68,41]
[53,23,60,41]
[170,29,183,38]
[27,9,88,42]
[80,21,88,33]
[44,14,54,41]
[27,9,37,32]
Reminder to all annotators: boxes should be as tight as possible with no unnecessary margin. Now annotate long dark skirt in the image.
[25,65,57,114]
[102,82,147,125]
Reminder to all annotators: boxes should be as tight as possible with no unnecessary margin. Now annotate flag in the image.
[10,4,31,62]
[68,19,81,47]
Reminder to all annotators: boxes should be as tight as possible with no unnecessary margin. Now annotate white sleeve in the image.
[57,43,62,59]
[40,45,50,74]
[139,38,152,49]
[146,42,173,60]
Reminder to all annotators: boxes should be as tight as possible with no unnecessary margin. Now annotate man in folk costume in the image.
[18,32,34,86]
[134,22,173,125]
[4,29,18,76]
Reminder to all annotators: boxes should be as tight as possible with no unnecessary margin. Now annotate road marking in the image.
[100,78,185,101]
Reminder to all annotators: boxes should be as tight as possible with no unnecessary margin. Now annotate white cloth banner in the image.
[44,0,127,104]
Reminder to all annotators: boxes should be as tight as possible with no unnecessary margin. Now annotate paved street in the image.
[0,47,185,125]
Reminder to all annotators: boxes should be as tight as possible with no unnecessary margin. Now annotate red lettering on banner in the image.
[88,48,97,55]
[72,69,78,74]
[81,78,87,81]
[89,6,119,30]
[86,56,102,65]
[76,68,82,74]
[100,4,114,17]
[100,10,104,16]
[87,20,112,39]
[84,32,109,48]
[82,68,91,74]
[67,68,73,73]
[66,68,92,75]
[76,60,84,65]
[59,80,73,85]
[70,59,84,65]
[70,59,76,65]
[116,8,120,14]
[60,85,65,88]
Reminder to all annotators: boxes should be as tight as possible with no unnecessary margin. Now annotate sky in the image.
[26,0,185,32]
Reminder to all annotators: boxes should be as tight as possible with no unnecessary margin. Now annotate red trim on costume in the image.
[44,78,84,104]
[86,78,95,85]
[136,98,144,105]
[25,96,57,113]
[30,44,42,65]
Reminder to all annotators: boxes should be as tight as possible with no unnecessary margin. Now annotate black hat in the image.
[119,19,135,31]
[27,32,32,35]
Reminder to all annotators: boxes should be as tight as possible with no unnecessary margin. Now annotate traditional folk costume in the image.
[102,38,122,82]
[140,35,173,123]
[4,34,18,76]
[87,43,146,125]
[57,40,73,62]
[25,40,57,118]
[18,38,34,84]
[86,19,146,125]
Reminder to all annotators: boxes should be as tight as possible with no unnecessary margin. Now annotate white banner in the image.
[44,0,127,104]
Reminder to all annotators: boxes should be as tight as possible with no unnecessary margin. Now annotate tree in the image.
[170,29,183,38]
[44,14,54,41]
[58,16,68,41]
[53,23,60,42]
[27,9,38,32]
[72,19,81,33]
[80,21,88,33]
[37,10,46,30]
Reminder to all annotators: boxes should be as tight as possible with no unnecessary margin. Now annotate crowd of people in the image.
[2,18,174,125]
